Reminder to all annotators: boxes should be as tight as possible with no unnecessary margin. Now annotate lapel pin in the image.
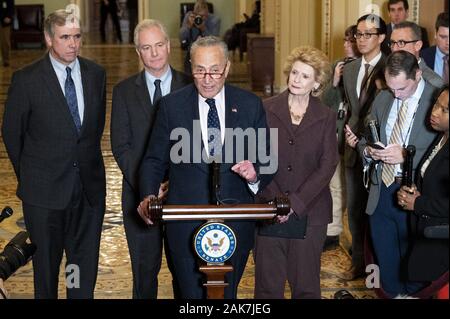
[231,107,238,113]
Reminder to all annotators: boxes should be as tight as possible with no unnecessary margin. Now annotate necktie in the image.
[206,98,222,157]
[382,101,408,187]
[65,67,82,133]
[153,79,162,105]
[443,55,448,85]
[359,63,371,106]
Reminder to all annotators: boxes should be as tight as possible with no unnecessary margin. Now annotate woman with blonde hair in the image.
[255,46,339,299]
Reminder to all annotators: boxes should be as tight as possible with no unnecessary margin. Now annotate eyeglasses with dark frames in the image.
[354,32,380,39]
[192,65,227,79]
[388,40,419,48]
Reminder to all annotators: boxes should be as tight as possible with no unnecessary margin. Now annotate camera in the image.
[0,231,36,281]
[334,289,356,299]
[194,15,203,26]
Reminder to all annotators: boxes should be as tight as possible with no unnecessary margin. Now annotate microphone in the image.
[0,207,13,224]
[368,119,380,144]
[403,145,416,187]
[210,161,221,205]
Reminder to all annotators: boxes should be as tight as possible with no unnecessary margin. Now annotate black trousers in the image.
[22,177,105,299]
[100,3,122,42]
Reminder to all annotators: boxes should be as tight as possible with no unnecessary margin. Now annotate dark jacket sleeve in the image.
[1,70,30,179]
[138,97,171,199]
[110,83,138,190]
[290,111,339,217]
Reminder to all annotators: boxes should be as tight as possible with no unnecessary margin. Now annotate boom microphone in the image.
[0,207,13,224]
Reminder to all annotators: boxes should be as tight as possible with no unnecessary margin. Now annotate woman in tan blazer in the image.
[255,46,339,299]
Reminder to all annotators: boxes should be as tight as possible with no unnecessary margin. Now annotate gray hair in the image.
[190,36,229,61]
[134,19,169,47]
[394,21,422,40]
[44,9,81,38]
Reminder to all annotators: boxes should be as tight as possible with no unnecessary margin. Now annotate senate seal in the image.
[194,222,237,264]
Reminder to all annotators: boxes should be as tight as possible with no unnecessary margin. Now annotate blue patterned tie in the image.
[206,98,222,157]
[65,67,82,133]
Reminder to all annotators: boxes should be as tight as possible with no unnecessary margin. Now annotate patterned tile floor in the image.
[0,42,376,299]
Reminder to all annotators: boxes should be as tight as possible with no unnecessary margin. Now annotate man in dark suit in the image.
[421,12,449,84]
[137,36,272,299]
[100,0,122,43]
[381,0,429,56]
[0,0,14,67]
[350,51,438,297]
[1,10,106,299]
[339,14,386,280]
[111,19,191,299]
[389,21,444,89]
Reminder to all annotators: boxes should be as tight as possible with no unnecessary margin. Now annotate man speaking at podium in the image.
[138,36,272,299]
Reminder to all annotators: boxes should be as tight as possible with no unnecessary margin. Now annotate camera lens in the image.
[0,231,36,281]
[194,16,203,26]
[334,289,355,299]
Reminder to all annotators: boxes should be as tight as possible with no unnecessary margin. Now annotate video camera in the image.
[0,207,36,282]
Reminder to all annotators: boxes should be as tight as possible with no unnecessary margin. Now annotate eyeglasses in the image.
[354,32,380,39]
[192,65,227,79]
[388,40,419,48]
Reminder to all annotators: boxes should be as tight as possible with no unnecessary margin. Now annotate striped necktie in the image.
[382,101,408,187]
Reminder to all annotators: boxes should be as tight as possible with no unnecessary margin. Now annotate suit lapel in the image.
[41,54,79,136]
[346,59,360,112]
[135,71,152,119]
[379,93,395,144]
[79,58,92,136]
[408,83,433,144]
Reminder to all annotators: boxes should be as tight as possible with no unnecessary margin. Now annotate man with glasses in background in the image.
[111,19,191,299]
[389,21,444,89]
[338,14,387,281]
[137,36,272,299]
[381,0,429,55]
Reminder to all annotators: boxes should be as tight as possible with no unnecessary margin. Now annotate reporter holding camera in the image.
[179,0,220,74]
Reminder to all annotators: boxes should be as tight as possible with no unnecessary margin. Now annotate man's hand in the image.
[344,125,359,148]
[3,17,11,25]
[158,181,169,200]
[231,160,257,183]
[397,185,420,211]
[368,143,405,165]
[137,195,157,225]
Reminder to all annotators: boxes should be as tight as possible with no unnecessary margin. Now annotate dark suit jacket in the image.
[111,67,191,213]
[382,23,430,56]
[2,54,107,210]
[408,136,449,282]
[139,83,272,256]
[258,90,339,226]
[421,45,437,71]
[0,0,14,26]
[343,54,386,167]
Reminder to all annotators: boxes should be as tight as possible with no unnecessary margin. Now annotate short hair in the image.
[283,46,331,97]
[44,9,81,38]
[435,12,449,32]
[385,51,419,80]
[345,25,357,39]
[394,21,422,40]
[388,0,409,11]
[134,19,169,47]
[194,0,209,13]
[190,36,229,62]
[357,14,387,35]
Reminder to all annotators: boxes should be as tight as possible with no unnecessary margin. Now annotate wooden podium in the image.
[149,197,290,299]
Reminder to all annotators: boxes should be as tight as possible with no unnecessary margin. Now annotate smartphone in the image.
[366,142,385,150]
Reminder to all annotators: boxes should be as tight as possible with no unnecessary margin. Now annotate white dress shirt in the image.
[356,52,383,98]
[145,66,172,104]
[49,54,85,123]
